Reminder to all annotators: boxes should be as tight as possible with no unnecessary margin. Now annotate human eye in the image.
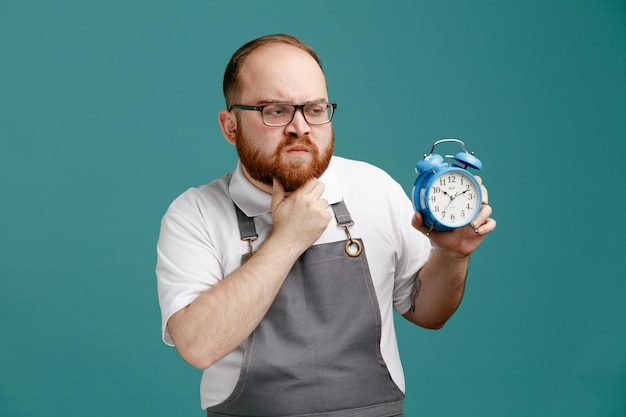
[305,103,326,116]
[263,105,286,117]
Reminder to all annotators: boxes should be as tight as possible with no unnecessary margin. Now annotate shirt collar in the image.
[229,157,343,217]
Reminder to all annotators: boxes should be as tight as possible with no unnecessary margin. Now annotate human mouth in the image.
[285,144,310,155]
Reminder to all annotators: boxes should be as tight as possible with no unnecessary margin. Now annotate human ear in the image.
[218,110,237,145]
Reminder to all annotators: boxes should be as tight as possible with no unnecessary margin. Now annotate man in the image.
[156,34,496,416]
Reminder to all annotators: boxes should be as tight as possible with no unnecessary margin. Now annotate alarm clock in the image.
[412,138,483,232]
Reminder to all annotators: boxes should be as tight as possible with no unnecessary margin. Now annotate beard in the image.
[235,129,334,192]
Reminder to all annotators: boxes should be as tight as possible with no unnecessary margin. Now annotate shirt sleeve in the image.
[390,183,433,315]
[155,189,224,346]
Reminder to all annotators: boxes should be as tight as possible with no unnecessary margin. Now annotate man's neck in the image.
[241,165,276,195]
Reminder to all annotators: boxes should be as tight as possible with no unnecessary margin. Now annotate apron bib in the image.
[207,201,404,417]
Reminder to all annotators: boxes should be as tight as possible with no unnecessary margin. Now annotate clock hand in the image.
[439,188,467,215]
[444,191,460,204]
[441,193,457,212]
[441,189,466,213]
[441,190,454,200]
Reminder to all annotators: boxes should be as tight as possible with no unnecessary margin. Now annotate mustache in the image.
[284,135,312,145]
[279,135,316,151]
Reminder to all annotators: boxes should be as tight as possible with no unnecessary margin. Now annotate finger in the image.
[411,212,423,230]
[475,204,493,223]
[309,180,326,199]
[411,214,439,237]
[482,217,497,233]
[481,184,489,205]
[473,176,489,205]
[472,205,494,234]
[473,217,496,235]
[270,178,286,211]
[307,181,329,213]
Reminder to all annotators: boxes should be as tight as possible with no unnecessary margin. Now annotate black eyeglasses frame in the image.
[227,102,337,126]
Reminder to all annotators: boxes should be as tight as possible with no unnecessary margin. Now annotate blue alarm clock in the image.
[412,138,483,232]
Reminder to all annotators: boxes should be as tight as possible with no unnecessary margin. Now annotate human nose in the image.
[284,107,311,137]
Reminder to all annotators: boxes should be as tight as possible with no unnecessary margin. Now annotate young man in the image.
[156,34,496,416]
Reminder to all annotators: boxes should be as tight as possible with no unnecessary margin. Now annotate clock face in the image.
[426,170,481,228]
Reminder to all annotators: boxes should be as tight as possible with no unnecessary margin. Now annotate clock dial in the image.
[426,170,481,227]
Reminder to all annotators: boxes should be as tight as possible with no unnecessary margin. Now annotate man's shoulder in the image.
[165,172,233,214]
[331,155,389,175]
[331,156,397,185]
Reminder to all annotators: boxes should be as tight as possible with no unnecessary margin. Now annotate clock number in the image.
[428,173,480,225]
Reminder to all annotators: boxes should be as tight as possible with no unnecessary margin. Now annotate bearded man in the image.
[156,34,496,416]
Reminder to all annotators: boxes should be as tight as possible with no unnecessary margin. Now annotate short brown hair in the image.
[222,34,323,107]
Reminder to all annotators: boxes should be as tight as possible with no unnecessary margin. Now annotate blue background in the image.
[1,1,625,415]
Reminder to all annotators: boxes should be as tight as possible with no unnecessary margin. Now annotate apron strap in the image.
[234,203,258,240]
[234,204,258,262]
[330,199,354,227]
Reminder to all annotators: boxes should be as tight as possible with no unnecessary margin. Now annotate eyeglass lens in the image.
[262,103,333,126]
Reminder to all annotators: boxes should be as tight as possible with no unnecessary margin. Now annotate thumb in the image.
[411,212,425,231]
[270,178,285,212]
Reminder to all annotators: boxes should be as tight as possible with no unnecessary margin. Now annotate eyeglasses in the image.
[228,101,337,126]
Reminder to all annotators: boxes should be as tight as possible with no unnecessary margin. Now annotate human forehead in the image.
[237,43,328,103]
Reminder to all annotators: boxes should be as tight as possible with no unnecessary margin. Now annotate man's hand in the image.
[412,176,496,257]
[269,178,331,255]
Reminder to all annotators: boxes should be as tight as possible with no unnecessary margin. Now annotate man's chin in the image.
[274,172,315,192]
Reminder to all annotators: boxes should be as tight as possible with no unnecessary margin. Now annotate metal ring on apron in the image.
[339,221,362,258]
[344,238,362,257]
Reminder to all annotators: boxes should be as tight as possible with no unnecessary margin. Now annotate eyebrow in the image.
[256,98,328,105]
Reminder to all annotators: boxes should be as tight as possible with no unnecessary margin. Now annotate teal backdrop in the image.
[1,1,625,416]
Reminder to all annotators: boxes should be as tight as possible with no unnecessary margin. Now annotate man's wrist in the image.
[431,247,470,263]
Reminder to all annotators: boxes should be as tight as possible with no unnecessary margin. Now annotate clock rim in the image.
[422,167,482,229]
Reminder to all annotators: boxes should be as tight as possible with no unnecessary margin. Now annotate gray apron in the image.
[207,200,405,417]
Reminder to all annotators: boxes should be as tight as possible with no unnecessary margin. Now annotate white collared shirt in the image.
[156,156,432,409]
